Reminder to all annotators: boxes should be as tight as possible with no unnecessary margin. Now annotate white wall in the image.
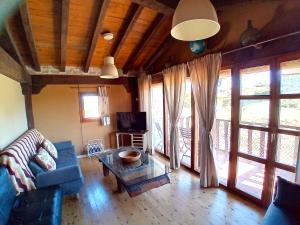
[0,74,28,149]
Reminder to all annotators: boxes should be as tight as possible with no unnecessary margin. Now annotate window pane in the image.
[236,157,265,199]
[178,79,192,167]
[280,59,300,94]
[216,69,232,121]
[279,99,300,130]
[239,129,268,158]
[240,100,270,127]
[83,95,99,118]
[212,69,232,185]
[240,65,270,95]
[276,134,299,167]
[212,120,231,185]
[151,83,164,153]
[275,168,295,183]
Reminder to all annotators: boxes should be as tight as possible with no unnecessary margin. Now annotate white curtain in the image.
[138,73,152,154]
[188,53,222,187]
[163,64,187,169]
[98,86,110,126]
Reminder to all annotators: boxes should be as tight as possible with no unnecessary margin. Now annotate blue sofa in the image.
[263,203,300,225]
[35,140,84,195]
[0,167,62,225]
[262,177,300,225]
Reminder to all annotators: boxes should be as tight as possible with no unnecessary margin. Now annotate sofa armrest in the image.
[35,165,82,189]
[53,140,73,151]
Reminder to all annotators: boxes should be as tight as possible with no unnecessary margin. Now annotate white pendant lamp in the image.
[171,0,220,41]
[100,56,119,79]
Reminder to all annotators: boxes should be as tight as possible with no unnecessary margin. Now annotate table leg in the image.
[103,164,109,176]
[116,178,125,193]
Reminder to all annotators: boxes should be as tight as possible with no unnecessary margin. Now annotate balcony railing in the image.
[213,119,299,166]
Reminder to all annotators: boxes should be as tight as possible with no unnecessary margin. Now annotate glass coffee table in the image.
[97,147,171,197]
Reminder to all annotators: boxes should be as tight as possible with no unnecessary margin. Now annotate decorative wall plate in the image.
[189,40,206,55]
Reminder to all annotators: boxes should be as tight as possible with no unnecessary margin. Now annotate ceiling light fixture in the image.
[100,56,119,79]
[171,0,220,41]
[100,32,119,79]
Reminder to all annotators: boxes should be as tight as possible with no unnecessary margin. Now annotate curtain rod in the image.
[151,30,300,76]
[70,85,110,89]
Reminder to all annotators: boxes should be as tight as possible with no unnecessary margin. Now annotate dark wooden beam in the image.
[110,3,143,57]
[143,34,173,72]
[84,0,110,73]
[5,20,27,68]
[123,13,165,72]
[21,83,35,129]
[0,47,28,83]
[61,0,70,72]
[31,75,137,94]
[130,0,174,15]
[0,31,19,64]
[131,0,258,14]
[19,1,41,71]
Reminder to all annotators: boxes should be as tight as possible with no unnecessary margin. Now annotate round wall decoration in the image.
[189,40,206,55]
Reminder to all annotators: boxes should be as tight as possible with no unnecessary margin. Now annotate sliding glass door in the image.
[235,64,271,199]
[150,52,300,206]
[213,69,232,185]
[178,79,192,167]
[273,56,300,184]
[151,83,164,154]
[229,55,300,205]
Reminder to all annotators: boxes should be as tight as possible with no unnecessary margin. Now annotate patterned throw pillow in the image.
[42,139,58,159]
[34,148,56,171]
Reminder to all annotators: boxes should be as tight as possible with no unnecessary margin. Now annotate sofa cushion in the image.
[274,176,300,212]
[0,167,16,225]
[35,147,82,189]
[34,148,56,171]
[8,186,62,225]
[42,139,58,159]
[262,203,300,225]
[29,160,45,176]
[36,165,82,188]
[54,141,73,151]
[56,147,78,168]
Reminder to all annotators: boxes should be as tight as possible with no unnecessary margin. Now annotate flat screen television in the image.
[116,112,147,132]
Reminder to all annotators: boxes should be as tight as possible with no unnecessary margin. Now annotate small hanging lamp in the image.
[171,0,220,41]
[100,32,119,79]
[100,56,119,79]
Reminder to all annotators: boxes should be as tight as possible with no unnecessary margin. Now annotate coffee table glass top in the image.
[97,147,170,186]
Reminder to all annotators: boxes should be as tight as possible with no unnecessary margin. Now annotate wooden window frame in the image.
[150,51,300,207]
[79,92,100,123]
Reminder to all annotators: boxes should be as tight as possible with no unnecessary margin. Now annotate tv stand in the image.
[116,131,148,151]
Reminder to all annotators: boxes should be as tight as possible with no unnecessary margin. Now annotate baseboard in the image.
[77,154,88,159]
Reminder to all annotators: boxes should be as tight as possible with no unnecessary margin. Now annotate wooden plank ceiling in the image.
[5,0,173,74]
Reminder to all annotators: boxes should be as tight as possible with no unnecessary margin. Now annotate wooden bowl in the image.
[118,150,141,163]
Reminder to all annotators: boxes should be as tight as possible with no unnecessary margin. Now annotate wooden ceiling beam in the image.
[19,1,41,71]
[0,47,28,83]
[84,0,110,73]
[123,13,165,72]
[110,3,143,57]
[131,0,258,14]
[60,0,70,72]
[31,75,137,94]
[5,20,27,69]
[143,34,173,72]
[130,0,175,15]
